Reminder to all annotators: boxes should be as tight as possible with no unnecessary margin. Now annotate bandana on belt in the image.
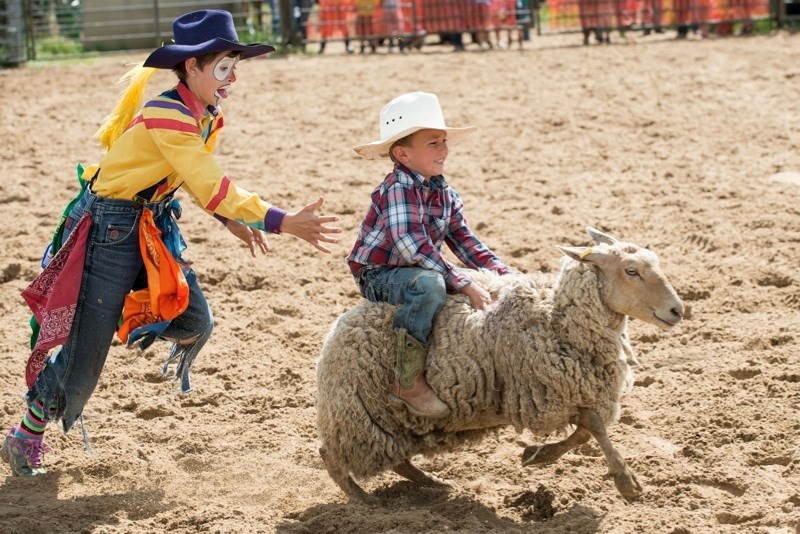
[117,207,189,344]
[21,213,92,388]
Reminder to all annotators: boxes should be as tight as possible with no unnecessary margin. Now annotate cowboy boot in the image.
[390,329,450,418]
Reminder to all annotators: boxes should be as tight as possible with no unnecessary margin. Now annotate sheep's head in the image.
[557,227,684,330]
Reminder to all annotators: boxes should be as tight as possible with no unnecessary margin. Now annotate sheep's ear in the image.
[586,227,617,245]
[557,245,607,266]
[557,245,591,262]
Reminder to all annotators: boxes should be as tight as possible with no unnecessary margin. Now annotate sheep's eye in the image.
[625,267,639,277]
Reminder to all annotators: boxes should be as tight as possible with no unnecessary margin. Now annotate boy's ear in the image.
[391,144,408,163]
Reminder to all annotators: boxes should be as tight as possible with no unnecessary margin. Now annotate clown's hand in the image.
[280,197,342,254]
[226,220,269,257]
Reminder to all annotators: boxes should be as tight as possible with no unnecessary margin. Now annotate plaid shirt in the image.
[347,163,511,292]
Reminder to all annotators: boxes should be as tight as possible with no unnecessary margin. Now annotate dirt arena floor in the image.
[0,31,799,533]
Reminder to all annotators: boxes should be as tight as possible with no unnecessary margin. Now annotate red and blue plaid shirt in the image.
[347,163,511,292]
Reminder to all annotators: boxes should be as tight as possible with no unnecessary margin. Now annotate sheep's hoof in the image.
[609,467,643,499]
[393,460,455,490]
[320,446,380,505]
[521,445,544,466]
[420,472,456,490]
[340,477,380,505]
[522,444,562,466]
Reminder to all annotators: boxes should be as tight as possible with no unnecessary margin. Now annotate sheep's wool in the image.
[316,261,633,480]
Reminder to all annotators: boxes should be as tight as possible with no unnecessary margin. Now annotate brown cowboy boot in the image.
[390,329,450,418]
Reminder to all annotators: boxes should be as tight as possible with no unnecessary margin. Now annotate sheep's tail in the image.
[95,63,157,151]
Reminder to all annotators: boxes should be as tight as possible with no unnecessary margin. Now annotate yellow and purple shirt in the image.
[86,82,285,232]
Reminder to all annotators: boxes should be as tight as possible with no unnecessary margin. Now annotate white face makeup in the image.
[213,55,239,81]
[210,55,239,106]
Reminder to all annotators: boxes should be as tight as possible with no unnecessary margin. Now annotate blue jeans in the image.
[29,188,213,432]
[359,267,446,347]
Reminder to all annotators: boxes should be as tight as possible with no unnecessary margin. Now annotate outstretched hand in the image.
[226,219,269,257]
[280,197,342,254]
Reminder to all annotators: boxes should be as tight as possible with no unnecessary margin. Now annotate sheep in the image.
[316,227,684,502]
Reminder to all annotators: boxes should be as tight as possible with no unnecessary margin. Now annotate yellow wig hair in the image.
[95,63,157,151]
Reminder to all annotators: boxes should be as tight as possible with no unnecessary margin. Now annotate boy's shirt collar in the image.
[394,163,447,189]
[176,81,220,121]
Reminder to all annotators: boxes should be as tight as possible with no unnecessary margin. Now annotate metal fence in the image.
[0,1,251,64]
[0,0,794,64]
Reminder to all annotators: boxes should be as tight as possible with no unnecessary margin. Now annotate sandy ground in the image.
[0,31,799,533]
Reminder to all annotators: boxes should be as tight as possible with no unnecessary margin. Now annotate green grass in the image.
[751,18,778,33]
[36,36,84,58]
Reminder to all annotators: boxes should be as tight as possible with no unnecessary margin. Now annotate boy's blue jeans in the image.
[29,188,213,433]
[359,266,446,347]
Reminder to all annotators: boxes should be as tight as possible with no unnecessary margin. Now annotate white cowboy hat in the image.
[353,92,476,160]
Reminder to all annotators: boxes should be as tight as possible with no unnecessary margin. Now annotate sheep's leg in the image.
[319,447,377,504]
[521,427,591,466]
[392,459,453,489]
[577,408,643,499]
[621,331,640,366]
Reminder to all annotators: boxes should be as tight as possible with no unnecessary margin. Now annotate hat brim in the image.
[144,38,275,69]
[353,125,476,160]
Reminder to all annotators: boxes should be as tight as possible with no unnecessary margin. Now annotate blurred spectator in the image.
[516,0,533,42]
[491,0,521,48]
[615,0,637,30]
[579,0,614,43]
[355,0,379,52]
[379,0,404,51]
[295,0,314,45]
[452,31,466,50]
[423,0,469,50]
[318,0,355,53]
[470,0,492,49]
[243,1,261,34]
[673,0,705,38]
[245,0,283,38]
[728,0,755,34]
[256,0,312,45]
[639,0,664,35]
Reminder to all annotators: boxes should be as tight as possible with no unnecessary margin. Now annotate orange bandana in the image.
[117,208,189,344]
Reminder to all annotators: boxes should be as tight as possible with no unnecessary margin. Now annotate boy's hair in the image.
[389,132,416,164]
[172,51,241,82]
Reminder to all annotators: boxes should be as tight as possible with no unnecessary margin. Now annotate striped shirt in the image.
[88,82,284,232]
[347,163,511,292]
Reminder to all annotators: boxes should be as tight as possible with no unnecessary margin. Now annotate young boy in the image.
[2,9,341,477]
[347,92,512,418]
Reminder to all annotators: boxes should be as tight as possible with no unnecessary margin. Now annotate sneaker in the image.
[1,428,48,477]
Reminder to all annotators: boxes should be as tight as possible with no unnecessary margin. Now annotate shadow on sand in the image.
[276,480,602,533]
[0,469,169,532]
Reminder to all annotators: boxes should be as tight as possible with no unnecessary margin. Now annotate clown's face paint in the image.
[212,55,239,104]
[213,56,239,82]
[186,52,241,109]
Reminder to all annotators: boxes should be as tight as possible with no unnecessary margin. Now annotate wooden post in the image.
[154,0,162,47]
